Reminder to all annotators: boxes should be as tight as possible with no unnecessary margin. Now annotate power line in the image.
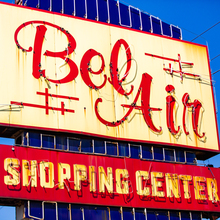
[211,54,220,61]
[212,69,220,75]
[191,21,220,42]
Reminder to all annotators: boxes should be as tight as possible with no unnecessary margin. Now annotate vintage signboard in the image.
[2,144,220,212]
[0,3,219,152]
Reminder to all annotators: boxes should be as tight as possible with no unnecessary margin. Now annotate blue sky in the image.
[0,0,220,219]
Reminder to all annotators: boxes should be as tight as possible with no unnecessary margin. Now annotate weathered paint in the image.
[0,3,219,152]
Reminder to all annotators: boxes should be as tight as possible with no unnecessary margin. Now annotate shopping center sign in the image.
[0,3,219,151]
[2,145,220,212]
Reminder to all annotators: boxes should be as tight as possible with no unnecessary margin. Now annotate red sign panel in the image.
[2,145,220,212]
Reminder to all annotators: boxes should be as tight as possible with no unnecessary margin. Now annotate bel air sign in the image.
[0,3,219,152]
